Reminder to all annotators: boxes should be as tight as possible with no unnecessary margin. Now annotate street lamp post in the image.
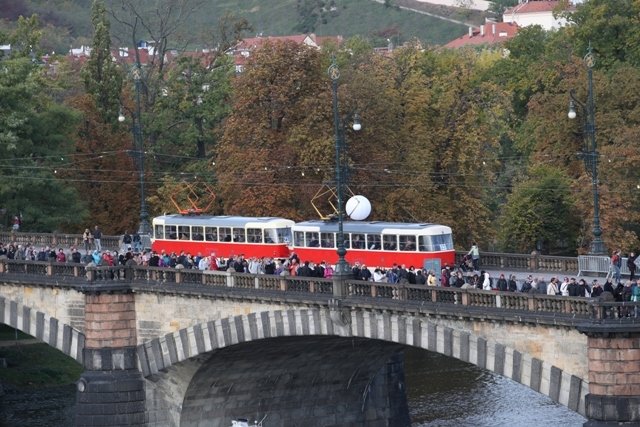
[119,63,151,237]
[328,59,361,297]
[568,46,606,255]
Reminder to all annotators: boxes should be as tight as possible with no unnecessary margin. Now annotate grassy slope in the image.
[13,0,469,48]
[200,0,468,46]
[0,325,82,388]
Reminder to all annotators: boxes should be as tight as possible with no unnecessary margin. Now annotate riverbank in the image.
[0,326,82,388]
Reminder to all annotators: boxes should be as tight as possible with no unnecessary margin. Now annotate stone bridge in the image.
[0,259,638,426]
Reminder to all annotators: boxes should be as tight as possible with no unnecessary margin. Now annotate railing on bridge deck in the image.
[0,231,121,250]
[0,259,637,324]
[454,251,579,274]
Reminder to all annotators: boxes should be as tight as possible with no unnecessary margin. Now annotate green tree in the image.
[0,18,87,231]
[499,166,580,254]
[81,0,123,124]
[488,0,518,19]
[563,0,640,69]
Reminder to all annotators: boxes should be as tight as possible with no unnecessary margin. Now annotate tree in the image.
[81,0,123,124]
[0,17,87,231]
[488,0,518,20]
[215,41,328,218]
[563,0,640,69]
[499,165,580,254]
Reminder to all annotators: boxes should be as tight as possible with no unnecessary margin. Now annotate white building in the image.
[503,0,579,31]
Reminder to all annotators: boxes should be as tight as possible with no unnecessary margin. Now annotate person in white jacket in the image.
[482,271,492,290]
[560,277,570,296]
[547,277,560,296]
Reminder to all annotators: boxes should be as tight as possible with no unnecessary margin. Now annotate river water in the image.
[0,348,586,426]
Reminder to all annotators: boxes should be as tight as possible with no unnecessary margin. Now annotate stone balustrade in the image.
[454,251,580,273]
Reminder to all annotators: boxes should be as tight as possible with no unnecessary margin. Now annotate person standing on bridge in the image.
[611,249,622,284]
[92,225,102,252]
[468,242,480,271]
[627,252,638,281]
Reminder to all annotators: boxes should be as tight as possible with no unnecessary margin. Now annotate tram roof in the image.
[153,215,294,227]
[293,220,452,234]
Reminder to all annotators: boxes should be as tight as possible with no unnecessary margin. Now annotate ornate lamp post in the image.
[328,59,361,296]
[119,63,151,237]
[568,46,606,255]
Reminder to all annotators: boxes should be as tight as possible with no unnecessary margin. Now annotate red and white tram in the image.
[151,215,294,259]
[151,215,455,269]
[290,220,455,269]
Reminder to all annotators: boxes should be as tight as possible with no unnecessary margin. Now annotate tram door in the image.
[423,258,441,274]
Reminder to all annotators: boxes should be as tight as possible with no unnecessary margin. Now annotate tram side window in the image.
[154,225,164,239]
[232,228,245,242]
[351,233,365,249]
[418,236,431,252]
[178,226,190,240]
[399,235,416,251]
[320,232,335,248]
[192,226,204,241]
[220,227,232,242]
[383,235,397,251]
[367,234,381,250]
[305,232,319,247]
[294,231,305,246]
[166,225,177,240]
[247,228,262,243]
[205,227,218,242]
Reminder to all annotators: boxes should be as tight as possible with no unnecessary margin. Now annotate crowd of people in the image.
[3,226,640,306]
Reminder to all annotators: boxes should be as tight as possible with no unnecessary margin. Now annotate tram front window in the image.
[267,228,291,244]
[154,225,164,239]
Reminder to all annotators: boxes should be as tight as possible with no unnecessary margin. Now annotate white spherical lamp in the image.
[346,195,371,221]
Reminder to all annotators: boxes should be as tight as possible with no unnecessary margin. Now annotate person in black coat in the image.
[628,252,638,281]
[496,274,508,292]
[297,261,313,277]
[508,275,518,292]
[568,278,580,297]
[578,279,591,297]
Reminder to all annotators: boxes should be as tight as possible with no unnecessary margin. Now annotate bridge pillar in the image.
[578,323,640,426]
[75,284,146,426]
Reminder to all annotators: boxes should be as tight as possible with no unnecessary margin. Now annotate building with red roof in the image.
[444,21,519,49]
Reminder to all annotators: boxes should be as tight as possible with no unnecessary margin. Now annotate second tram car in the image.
[290,220,455,269]
[151,215,294,259]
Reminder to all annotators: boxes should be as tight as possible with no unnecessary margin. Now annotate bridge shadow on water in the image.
[404,347,587,427]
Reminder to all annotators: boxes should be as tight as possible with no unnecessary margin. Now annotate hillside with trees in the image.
[0,0,479,55]
[1,0,640,257]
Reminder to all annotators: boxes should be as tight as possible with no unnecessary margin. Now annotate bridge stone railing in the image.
[455,251,580,273]
[0,231,121,250]
[0,259,635,325]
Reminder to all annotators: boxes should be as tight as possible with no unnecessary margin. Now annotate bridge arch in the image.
[138,307,588,421]
[0,296,84,363]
